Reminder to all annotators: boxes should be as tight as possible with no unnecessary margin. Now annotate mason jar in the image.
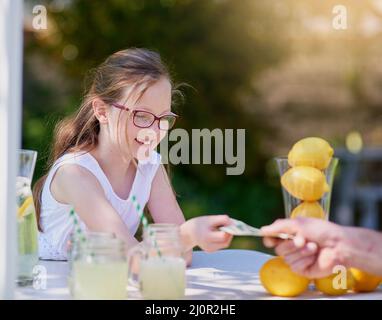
[67,231,115,295]
[128,224,187,299]
[71,236,127,300]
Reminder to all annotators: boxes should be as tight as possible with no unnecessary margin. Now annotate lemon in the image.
[290,202,326,219]
[260,257,310,297]
[288,137,334,170]
[281,166,330,201]
[314,271,354,296]
[17,196,34,220]
[350,268,382,292]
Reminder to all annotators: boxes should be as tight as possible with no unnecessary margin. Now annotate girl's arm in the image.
[147,165,233,266]
[51,164,139,249]
[146,165,193,265]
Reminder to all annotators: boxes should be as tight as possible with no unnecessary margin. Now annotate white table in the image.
[15,249,382,300]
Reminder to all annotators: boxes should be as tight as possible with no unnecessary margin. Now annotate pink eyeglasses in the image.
[111,102,178,130]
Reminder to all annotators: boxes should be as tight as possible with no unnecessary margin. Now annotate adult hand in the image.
[261,217,382,278]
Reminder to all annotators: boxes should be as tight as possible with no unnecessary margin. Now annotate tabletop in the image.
[15,249,382,300]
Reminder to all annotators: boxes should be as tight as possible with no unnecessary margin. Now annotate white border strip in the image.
[0,0,23,299]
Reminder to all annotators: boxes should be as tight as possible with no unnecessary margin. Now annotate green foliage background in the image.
[23,0,297,250]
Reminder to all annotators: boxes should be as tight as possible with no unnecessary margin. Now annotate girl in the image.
[33,48,233,265]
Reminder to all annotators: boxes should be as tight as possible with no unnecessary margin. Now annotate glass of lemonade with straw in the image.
[67,230,116,296]
[127,224,186,300]
[71,237,128,300]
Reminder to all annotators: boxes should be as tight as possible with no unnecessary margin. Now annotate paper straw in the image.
[131,195,148,228]
[131,196,185,296]
[69,208,86,243]
[131,195,162,258]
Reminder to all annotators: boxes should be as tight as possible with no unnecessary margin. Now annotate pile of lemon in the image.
[260,137,382,297]
[260,257,382,297]
[282,137,333,219]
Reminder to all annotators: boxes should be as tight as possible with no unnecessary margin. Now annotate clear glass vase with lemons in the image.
[260,138,340,298]
[275,137,338,220]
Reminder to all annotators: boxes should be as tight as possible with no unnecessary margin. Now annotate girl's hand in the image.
[180,215,233,253]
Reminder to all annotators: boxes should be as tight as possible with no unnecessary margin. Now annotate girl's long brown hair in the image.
[33,48,176,231]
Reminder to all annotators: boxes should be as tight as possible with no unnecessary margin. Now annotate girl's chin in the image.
[134,137,153,147]
[134,137,144,145]
[132,139,156,160]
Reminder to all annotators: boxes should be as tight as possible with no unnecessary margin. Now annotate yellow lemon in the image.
[17,196,34,220]
[314,271,354,296]
[290,202,326,219]
[281,166,330,201]
[260,257,310,297]
[350,268,382,292]
[288,137,334,170]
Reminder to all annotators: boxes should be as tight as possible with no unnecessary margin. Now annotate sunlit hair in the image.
[33,48,180,231]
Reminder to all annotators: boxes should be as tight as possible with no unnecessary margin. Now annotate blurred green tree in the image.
[23,0,291,248]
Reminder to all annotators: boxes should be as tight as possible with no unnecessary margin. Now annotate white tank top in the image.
[38,150,161,260]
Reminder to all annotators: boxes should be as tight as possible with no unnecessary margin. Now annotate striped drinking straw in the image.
[131,195,185,296]
[130,195,162,258]
[69,208,86,244]
[67,208,89,266]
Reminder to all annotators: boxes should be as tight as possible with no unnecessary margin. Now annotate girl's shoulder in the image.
[52,150,162,183]
[52,151,91,168]
[54,150,162,167]
[48,152,101,191]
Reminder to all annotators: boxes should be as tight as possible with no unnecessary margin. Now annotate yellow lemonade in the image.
[73,261,128,300]
[16,177,39,285]
[140,256,186,299]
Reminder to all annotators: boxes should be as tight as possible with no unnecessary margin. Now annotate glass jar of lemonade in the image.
[128,224,186,300]
[71,237,128,300]
[16,149,39,286]
[67,231,115,296]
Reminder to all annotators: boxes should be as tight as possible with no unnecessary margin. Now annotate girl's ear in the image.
[92,98,109,124]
